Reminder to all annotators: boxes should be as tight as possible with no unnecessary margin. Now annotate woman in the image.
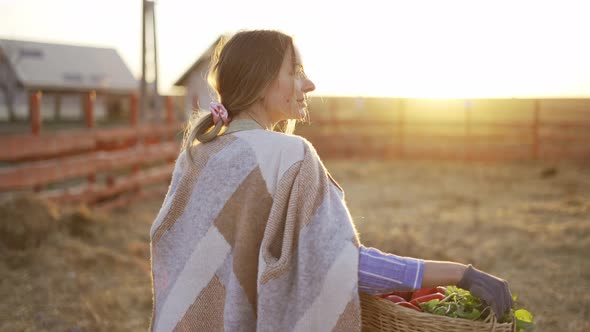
[149,30,512,332]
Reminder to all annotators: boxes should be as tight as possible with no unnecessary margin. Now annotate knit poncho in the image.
[149,120,361,331]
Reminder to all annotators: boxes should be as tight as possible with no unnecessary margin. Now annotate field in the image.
[1,158,588,331]
[330,159,589,332]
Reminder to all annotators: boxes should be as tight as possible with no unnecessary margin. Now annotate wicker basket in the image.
[360,292,516,332]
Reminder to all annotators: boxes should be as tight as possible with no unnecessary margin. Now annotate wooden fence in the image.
[298,98,590,162]
[0,93,181,210]
[2,96,589,209]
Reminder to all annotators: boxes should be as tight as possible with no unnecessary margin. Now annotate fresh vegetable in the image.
[384,295,406,304]
[410,287,439,300]
[514,309,535,331]
[379,290,413,301]
[410,292,445,306]
[435,286,447,294]
[418,286,484,320]
[396,301,423,312]
[375,285,534,332]
[418,286,535,332]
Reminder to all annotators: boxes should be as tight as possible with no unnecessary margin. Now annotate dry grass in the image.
[0,159,588,331]
[327,158,590,332]
[0,195,158,332]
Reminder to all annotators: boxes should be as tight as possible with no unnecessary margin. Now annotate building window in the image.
[63,73,83,83]
[19,48,43,59]
[90,74,107,85]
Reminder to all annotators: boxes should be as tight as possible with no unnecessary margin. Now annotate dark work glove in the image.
[457,264,513,318]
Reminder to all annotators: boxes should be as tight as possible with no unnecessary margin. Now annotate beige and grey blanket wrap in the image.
[149,124,362,331]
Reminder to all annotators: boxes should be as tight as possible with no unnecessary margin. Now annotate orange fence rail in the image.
[3,96,589,209]
[0,123,179,161]
[298,102,590,162]
[0,94,182,210]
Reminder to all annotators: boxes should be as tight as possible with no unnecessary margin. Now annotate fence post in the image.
[29,90,42,136]
[165,95,176,142]
[29,90,42,192]
[54,93,62,121]
[165,96,175,124]
[398,99,405,158]
[130,93,139,126]
[532,99,540,160]
[328,98,339,157]
[85,91,96,187]
[84,91,96,128]
[129,92,143,196]
[464,99,472,161]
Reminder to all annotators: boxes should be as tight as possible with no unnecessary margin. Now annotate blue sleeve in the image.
[358,245,424,295]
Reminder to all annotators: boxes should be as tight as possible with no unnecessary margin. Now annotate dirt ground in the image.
[1,158,588,331]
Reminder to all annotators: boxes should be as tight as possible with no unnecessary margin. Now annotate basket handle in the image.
[489,312,497,332]
[487,309,517,332]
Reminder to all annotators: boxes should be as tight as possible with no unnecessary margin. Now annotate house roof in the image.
[0,38,137,93]
[174,35,226,87]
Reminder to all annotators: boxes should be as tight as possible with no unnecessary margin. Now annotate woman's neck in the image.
[233,104,276,131]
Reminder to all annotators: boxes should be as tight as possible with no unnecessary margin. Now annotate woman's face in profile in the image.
[263,45,316,122]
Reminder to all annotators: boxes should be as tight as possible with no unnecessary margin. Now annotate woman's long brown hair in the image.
[182,30,300,163]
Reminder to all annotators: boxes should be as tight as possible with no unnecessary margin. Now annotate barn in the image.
[173,35,226,118]
[0,38,137,131]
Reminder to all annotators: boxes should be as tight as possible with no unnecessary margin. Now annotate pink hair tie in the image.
[209,101,231,126]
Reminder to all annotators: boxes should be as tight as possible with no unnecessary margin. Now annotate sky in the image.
[1,0,589,98]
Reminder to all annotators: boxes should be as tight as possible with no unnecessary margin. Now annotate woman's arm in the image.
[422,262,513,318]
[358,250,513,318]
[357,248,468,293]
[357,245,424,294]
[421,260,467,288]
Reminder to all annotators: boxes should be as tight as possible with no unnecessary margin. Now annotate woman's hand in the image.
[457,264,513,318]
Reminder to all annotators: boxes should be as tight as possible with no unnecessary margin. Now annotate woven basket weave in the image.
[360,292,516,332]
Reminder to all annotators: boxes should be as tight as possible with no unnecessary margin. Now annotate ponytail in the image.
[182,111,224,165]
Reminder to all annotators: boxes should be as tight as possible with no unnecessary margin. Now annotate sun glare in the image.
[1,0,588,98]
[297,0,589,98]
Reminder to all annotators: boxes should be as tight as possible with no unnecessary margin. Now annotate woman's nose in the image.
[303,78,315,93]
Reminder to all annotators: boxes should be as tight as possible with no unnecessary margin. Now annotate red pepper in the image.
[378,290,413,301]
[396,301,423,312]
[384,295,406,303]
[410,287,439,300]
[410,292,445,306]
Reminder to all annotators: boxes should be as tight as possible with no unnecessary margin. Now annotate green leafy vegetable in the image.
[515,309,535,332]
[416,285,534,331]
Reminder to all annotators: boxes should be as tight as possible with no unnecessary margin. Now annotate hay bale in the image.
[60,205,103,240]
[0,194,60,250]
